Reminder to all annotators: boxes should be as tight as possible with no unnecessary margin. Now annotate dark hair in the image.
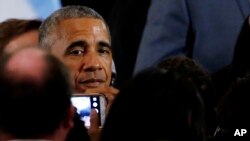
[157,55,213,95]
[157,55,217,136]
[215,76,250,140]
[0,19,42,54]
[0,49,72,138]
[101,68,207,141]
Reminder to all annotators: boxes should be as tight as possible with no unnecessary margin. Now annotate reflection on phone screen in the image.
[71,96,101,127]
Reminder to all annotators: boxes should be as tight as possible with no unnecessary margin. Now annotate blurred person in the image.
[0,18,90,141]
[134,0,250,75]
[39,5,119,140]
[157,55,217,137]
[212,16,250,141]
[212,16,250,101]
[101,68,208,141]
[0,48,75,141]
[214,75,250,141]
[0,18,41,54]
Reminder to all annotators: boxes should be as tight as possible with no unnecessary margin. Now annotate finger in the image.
[89,109,99,131]
[109,86,119,95]
[88,109,100,141]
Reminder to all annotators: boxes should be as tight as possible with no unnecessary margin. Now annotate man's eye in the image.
[99,47,111,55]
[70,50,84,55]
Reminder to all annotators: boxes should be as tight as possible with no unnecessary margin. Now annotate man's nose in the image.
[82,53,102,72]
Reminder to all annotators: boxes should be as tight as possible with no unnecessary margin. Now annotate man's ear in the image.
[63,105,75,129]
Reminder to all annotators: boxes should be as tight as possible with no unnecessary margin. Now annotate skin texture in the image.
[5,48,46,85]
[50,18,112,93]
[4,30,39,54]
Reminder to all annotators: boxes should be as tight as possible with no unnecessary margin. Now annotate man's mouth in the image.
[79,78,105,88]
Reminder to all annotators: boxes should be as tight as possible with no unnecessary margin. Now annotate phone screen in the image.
[71,95,106,128]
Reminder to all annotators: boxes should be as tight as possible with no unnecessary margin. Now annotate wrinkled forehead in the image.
[56,18,111,40]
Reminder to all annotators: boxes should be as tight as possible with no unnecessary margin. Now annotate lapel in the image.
[235,0,250,18]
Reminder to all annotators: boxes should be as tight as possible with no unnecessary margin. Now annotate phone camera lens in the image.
[93,102,98,107]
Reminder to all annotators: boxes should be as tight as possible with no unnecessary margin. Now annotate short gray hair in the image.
[39,5,110,50]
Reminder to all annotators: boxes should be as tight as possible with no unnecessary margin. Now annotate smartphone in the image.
[71,93,106,128]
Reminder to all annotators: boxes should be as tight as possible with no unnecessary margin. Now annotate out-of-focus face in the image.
[50,18,112,92]
[4,30,39,53]
[5,48,46,85]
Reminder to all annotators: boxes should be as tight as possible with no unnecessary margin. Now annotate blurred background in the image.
[0,0,116,22]
[0,0,61,22]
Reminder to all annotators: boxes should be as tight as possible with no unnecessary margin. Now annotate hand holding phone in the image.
[71,93,106,128]
[84,86,119,114]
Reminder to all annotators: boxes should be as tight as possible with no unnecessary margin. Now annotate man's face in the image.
[50,18,112,92]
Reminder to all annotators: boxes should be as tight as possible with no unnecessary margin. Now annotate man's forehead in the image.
[6,48,47,83]
[54,18,111,46]
[93,26,102,32]
[58,18,108,34]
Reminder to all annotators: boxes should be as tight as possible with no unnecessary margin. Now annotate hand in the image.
[85,86,119,114]
[88,109,100,141]
[86,86,119,141]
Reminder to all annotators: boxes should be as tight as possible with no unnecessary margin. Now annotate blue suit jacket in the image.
[134,0,250,74]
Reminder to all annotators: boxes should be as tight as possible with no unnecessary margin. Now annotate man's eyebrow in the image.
[66,40,87,50]
[99,41,111,49]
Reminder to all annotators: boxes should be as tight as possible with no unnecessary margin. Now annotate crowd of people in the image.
[0,2,250,141]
